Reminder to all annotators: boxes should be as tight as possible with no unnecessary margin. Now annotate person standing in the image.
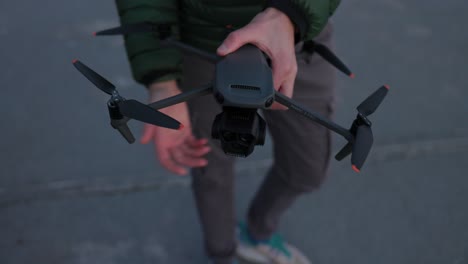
[115,0,340,263]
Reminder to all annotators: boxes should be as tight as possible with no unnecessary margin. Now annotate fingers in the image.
[270,54,297,110]
[186,135,209,148]
[278,70,296,99]
[271,47,298,87]
[140,124,155,144]
[152,136,183,175]
[271,77,294,110]
[217,26,258,56]
[183,136,211,158]
[157,136,211,176]
[170,136,211,168]
[170,146,210,168]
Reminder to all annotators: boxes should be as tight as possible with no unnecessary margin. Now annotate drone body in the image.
[73,22,390,172]
[207,44,272,156]
[214,44,275,109]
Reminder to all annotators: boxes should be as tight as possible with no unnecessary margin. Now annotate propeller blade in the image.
[73,60,116,95]
[335,142,352,161]
[351,126,374,172]
[119,100,182,130]
[94,22,155,36]
[314,43,354,78]
[357,85,389,116]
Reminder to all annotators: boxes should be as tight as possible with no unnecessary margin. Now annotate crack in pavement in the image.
[1,136,468,209]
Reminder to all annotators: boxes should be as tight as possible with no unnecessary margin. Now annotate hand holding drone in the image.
[73,22,389,172]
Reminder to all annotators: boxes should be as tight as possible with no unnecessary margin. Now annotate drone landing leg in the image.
[274,91,353,141]
[111,119,135,144]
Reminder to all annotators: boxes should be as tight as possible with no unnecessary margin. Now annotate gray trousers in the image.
[180,23,336,263]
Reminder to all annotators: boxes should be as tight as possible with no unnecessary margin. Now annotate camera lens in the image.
[222,131,236,141]
[239,134,253,143]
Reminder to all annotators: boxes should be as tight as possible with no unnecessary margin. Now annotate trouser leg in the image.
[181,55,236,263]
[190,97,237,262]
[247,23,336,240]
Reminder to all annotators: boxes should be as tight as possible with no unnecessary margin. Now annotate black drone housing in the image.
[79,22,390,172]
[214,44,275,109]
[209,44,272,156]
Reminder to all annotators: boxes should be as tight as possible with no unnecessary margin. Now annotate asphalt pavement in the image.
[1,0,468,263]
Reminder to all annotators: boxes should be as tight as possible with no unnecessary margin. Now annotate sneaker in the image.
[236,222,311,264]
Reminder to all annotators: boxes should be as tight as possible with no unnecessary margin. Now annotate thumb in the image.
[140,124,155,144]
[217,27,254,56]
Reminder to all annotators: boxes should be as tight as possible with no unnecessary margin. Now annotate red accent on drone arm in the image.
[352,165,360,173]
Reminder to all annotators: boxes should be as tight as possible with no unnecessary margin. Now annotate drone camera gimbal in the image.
[212,107,267,157]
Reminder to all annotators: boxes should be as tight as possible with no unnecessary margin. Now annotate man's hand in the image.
[217,7,297,109]
[141,80,211,175]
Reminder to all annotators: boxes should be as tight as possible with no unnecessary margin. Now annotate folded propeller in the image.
[335,85,389,172]
[94,22,354,78]
[300,40,354,78]
[72,60,182,138]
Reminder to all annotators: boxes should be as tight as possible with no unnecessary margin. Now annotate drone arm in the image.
[162,38,219,63]
[148,83,213,110]
[112,84,212,142]
[274,91,353,141]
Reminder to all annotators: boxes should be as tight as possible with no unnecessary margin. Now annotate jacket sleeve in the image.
[116,0,182,86]
[265,0,341,41]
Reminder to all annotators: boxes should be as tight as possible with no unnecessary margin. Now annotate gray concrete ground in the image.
[1,0,468,263]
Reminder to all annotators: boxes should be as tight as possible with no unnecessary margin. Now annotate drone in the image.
[72,22,389,172]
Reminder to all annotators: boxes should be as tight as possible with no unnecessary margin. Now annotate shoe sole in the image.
[236,244,312,264]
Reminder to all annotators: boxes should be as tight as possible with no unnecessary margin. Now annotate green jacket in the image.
[115,0,341,85]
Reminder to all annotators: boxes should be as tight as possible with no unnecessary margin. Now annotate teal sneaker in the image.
[236,222,311,264]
